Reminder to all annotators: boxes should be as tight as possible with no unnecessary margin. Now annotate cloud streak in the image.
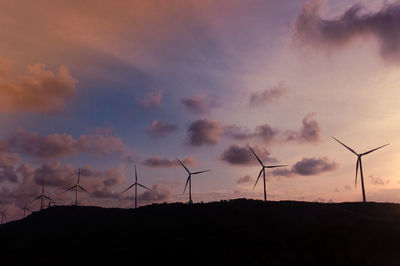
[146,120,179,139]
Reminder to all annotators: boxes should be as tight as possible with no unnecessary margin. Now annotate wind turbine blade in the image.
[32,195,42,202]
[177,158,190,174]
[64,185,76,193]
[183,176,190,194]
[78,185,89,193]
[191,170,211,175]
[355,158,360,188]
[43,195,52,201]
[121,183,135,194]
[137,183,152,191]
[249,146,264,166]
[77,168,80,184]
[265,165,288,168]
[253,168,263,190]
[332,137,358,155]
[361,144,389,156]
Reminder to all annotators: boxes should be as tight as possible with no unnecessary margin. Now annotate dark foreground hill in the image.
[1,199,400,266]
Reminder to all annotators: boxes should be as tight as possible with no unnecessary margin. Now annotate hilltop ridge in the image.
[1,199,400,265]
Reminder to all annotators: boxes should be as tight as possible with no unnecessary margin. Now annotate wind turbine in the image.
[249,146,287,202]
[33,183,52,210]
[332,137,389,202]
[177,158,210,204]
[21,201,30,218]
[65,168,88,206]
[122,165,152,208]
[0,211,6,224]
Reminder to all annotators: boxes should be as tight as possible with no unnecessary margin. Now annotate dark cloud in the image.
[225,114,318,144]
[220,144,276,166]
[141,157,195,168]
[255,124,278,143]
[0,152,21,183]
[237,175,253,184]
[249,83,285,107]
[223,125,253,140]
[293,0,400,62]
[0,62,77,114]
[138,184,171,201]
[137,90,162,108]
[187,118,224,146]
[0,128,129,159]
[284,113,321,143]
[182,94,219,114]
[146,120,178,139]
[272,157,338,177]
[224,123,278,143]
[369,176,390,185]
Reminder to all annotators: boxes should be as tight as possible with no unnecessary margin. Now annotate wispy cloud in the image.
[249,83,286,107]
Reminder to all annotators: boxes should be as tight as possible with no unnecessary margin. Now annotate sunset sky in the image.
[1,0,400,221]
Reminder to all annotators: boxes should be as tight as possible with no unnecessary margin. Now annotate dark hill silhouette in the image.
[1,199,400,265]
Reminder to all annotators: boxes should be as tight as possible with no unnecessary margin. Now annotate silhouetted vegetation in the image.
[1,199,400,265]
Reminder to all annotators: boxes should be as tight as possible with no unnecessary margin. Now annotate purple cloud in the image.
[138,184,171,201]
[293,0,400,62]
[146,120,178,139]
[272,157,338,177]
[219,144,276,166]
[187,118,224,146]
[137,90,162,108]
[141,156,195,168]
[284,113,321,143]
[237,175,253,184]
[182,94,219,114]
[249,83,285,107]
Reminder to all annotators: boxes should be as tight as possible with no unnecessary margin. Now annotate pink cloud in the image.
[146,120,178,139]
[187,118,224,146]
[137,90,162,108]
[0,62,77,113]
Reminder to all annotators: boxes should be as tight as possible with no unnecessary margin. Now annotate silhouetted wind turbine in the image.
[249,146,287,202]
[65,168,88,206]
[122,165,152,208]
[177,158,210,204]
[332,137,389,202]
[0,211,6,224]
[33,183,52,210]
[21,201,30,218]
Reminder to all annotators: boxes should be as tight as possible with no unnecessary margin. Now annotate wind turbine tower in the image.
[33,183,52,210]
[249,146,287,202]
[177,158,210,204]
[332,137,388,202]
[65,168,89,206]
[122,165,152,208]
